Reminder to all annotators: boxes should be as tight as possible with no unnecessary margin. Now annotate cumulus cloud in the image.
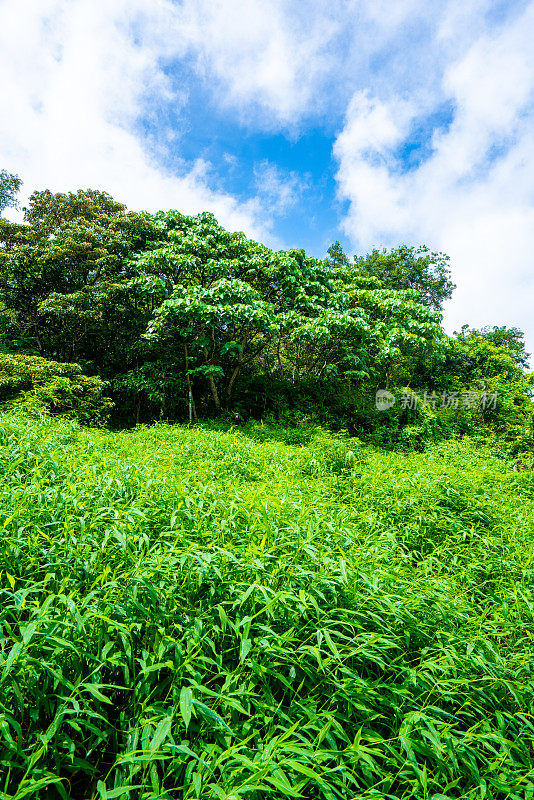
[253,160,306,215]
[334,1,534,352]
[0,0,272,238]
[173,0,346,128]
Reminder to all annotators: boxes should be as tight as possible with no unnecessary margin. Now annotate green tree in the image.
[140,212,444,415]
[0,193,456,429]
[427,327,534,443]
[146,279,276,411]
[134,212,328,414]
[457,324,531,369]
[0,352,112,425]
[0,188,155,368]
[324,240,351,269]
[0,169,22,215]
[356,244,455,311]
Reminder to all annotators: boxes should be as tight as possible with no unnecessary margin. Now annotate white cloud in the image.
[337,92,415,156]
[0,0,357,240]
[334,1,534,357]
[0,0,272,238]
[174,0,345,128]
[254,160,305,215]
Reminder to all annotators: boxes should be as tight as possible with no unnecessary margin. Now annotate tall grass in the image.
[1,409,534,799]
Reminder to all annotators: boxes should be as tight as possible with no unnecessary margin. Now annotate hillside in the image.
[1,409,534,798]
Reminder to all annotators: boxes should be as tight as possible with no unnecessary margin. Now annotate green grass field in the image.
[1,409,534,799]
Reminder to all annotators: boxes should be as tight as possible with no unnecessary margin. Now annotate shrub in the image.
[0,353,113,425]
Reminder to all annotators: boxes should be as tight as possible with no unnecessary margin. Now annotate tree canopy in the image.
[0,180,531,448]
[0,169,22,215]
[355,244,455,311]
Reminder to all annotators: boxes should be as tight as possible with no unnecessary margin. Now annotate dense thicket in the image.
[2,411,534,799]
[0,183,532,449]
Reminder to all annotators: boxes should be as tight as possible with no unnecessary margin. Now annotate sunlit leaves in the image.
[0,168,22,215]
[1,410,534,796]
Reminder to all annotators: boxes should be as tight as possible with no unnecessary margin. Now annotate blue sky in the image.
[136,90,350,256]
[1,0,533,357]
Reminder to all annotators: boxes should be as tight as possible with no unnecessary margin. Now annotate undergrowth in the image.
[1,409,534,799]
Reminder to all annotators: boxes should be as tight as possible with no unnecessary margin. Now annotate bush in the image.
[0,353,113,425]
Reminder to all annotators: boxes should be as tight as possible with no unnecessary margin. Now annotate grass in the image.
[1,409,534,799]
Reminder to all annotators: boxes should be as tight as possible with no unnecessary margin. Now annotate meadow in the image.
[1,409,534,799]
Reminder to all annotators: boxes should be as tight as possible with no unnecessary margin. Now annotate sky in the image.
[1,0,533,358]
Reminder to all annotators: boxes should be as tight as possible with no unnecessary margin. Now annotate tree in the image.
[139,212,445,414]
[456,324,531,369]
[277,282,445,387]
[443,329,534,440]
[0,192,454,427]
[324,241,351,269]
[0,352,112,425]
[356,245,455,312]
[0,169,22,216]
[146,279,276,411]
[0,188,155,367]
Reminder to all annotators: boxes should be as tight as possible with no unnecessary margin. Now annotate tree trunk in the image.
[203,346,221,411]
[276,334,283,371]
[184,343,198,422]
[226,349,243,400]
[208,374,221,411]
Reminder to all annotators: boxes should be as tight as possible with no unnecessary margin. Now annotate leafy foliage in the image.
[0,188,155,367]
[0,176,533,799]
[455,324,531,370]
[0,181,531,449]
[1,412,534,798]
[0,353,113,425]
[356,244,455,311]
[141,211,445,416]
[0,169,22,215]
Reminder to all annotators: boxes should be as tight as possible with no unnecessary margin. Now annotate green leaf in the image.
[192,700,234,735]
[180,686,193,730]
[240,637,252,662]
[150,715,173,754]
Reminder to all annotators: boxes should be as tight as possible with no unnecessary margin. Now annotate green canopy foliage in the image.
[141,211,444,414]
[0,352,112,425]
[0,188,156,367]
[0,182,530,446]
[0,168,22,215]
[355,244,455,311]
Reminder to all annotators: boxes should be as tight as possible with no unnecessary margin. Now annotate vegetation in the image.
[0,353,112,426]
[0,170,22,216]
[2,182,530,446]
[0,174,533,798]
[1,409,534,799]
